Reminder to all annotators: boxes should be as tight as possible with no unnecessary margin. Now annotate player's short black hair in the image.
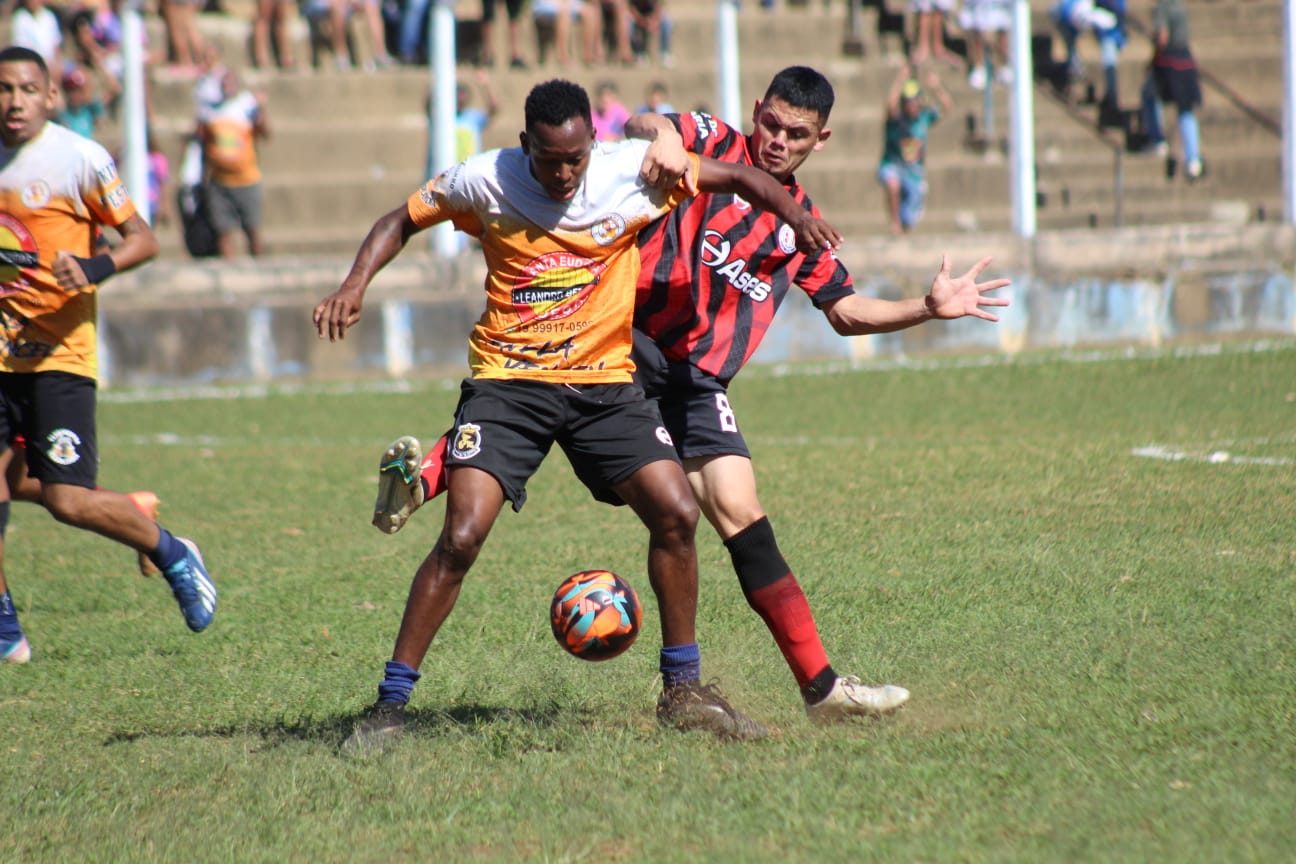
[762,66,835,125]
[524,79,592,133]
[0,46,49,80]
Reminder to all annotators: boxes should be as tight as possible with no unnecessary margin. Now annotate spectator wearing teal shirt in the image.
[56,67,112,141]
[876,66,950,234]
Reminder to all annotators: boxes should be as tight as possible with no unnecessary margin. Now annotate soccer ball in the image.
[550,569,642,661]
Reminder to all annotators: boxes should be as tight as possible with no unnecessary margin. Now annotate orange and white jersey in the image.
[201,91,262,187]
[0,121,136,379]
[407,139,700,384]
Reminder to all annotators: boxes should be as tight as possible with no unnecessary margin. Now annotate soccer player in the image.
[378,67,1009,724]
[0,46,217,664]
[313,78,841,750]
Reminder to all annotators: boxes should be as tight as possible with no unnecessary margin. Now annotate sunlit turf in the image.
[3,341,1293,862]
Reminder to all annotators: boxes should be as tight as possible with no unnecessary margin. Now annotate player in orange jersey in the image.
[315,78,840,751]
[0,46,216,664]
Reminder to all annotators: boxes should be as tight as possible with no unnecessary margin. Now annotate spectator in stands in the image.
[532,0,601,67]
[396,0,429,64]
[635,80,674,115]
[599,0,634,65]
[197,68,269,257]
[192,42,227,116]
[960,0,1012,90]
[159,0,207,73]
[253,0,298,70]
[876,64,950,234]
[454,70,498,163]
[67,0,125,88]
[10,0,65,74]
[480,0,528,68]
[628,0,671,68]
[1052,0,1126,114]
[56,65,118,140]
[908,0,960,67]
[147,128,172,226]
[592,79,629,141]
[1138,0,1203,180]
[307,0,394,70]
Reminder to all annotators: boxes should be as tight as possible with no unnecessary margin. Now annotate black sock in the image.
[801,666,838,705]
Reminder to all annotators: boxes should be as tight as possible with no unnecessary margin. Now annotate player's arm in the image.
[694,157,842,252]
[820,255,1010,336]
[52,212,159,292]
[924,70,952,116]
[252,92,270,140]
[625,111,691,191]
[885,62,910,118]
[313,205,424,342]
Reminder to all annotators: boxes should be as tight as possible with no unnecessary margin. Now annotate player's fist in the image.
[52,250,89,292]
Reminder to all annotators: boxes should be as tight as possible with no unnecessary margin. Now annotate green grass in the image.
[3,342,1294,863]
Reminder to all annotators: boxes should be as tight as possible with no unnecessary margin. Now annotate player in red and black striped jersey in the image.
[624,66,1010,722]
[383,68,1008,725]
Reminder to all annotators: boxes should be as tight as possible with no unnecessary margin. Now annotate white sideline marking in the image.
[1131,445,1294,467]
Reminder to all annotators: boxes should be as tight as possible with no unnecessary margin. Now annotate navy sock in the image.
[659,642,701,688]
[0,589,23,641]
[147,527,186,572]
[376,660,421,705]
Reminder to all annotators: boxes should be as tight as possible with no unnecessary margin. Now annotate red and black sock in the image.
[419,432,451,500]
[725,517,835,700]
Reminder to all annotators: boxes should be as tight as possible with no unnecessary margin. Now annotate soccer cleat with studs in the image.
[804,675,909,723]
[341,701,408,754]
[373,436,427,535]
[162,538,217,632]
[656,679,769,741]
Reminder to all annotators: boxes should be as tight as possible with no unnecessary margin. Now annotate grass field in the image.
[3,340,1294,863]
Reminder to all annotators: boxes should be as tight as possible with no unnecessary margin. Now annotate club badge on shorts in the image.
[46,428,82,466]
[451,423,482,460]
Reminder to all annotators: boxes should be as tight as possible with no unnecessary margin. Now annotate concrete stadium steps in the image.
[104,0,1282,260]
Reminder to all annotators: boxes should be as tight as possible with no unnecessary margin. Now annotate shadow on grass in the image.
[102,700,586,752]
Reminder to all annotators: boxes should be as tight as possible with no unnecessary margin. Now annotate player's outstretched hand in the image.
[791,214,843,254]
[925,255,1011,321]
[313,285,365,342]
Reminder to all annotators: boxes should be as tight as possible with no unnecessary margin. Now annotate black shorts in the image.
[0,371,98,488]
[631,330,750,461]
[448,378,680,510]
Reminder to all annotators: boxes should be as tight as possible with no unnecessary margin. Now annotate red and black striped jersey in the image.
[633,111,854,384]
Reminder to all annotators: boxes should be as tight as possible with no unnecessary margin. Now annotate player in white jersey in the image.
[0,46,216,664]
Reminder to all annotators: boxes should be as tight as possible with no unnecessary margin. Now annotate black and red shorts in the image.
[632,330,751,461]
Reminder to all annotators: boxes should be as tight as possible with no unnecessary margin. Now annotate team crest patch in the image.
[778,224,797,255]
[590,213,626,246]
[451,423,483,460]
[46,428,82,466]
[655,426,674,447]
[21,180,51,209]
